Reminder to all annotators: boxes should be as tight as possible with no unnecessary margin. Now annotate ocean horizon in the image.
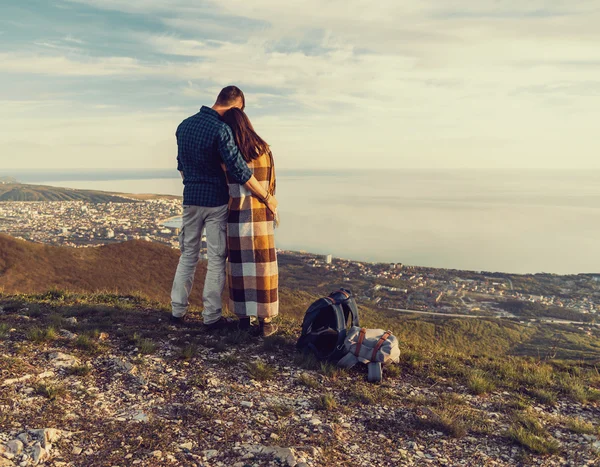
[5,168,600,275]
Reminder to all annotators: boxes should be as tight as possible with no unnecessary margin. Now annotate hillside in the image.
[0,183,135,203]
[1,234,599,362]
[0,236,599,466]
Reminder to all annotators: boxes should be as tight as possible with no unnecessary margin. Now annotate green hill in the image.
[0,183,135,202]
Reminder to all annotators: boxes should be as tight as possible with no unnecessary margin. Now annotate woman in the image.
[221,108,279,337]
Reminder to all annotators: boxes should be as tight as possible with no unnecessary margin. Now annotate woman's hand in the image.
[265,195,278,214]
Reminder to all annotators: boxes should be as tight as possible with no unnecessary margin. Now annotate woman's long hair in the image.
[222,108,270,162]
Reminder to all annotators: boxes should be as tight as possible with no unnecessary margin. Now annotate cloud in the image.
[1,0,600,169]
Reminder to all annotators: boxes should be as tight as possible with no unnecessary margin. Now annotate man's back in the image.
[177,106,239,207]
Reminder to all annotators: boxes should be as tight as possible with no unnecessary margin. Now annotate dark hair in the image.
[215,85,245,110]
[222,108,270,162]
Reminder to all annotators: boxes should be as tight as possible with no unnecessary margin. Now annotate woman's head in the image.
[222,108,270,162]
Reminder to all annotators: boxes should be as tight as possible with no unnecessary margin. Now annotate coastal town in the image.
[0,199,183,249]
[0,198,598,326]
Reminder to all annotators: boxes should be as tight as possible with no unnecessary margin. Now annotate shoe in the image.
[238,317,251,331]
[204,316,235,331]
[260,321,278,337]
[170,314,188,325]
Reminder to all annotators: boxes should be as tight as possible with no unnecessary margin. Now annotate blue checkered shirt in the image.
[176,106,253,207]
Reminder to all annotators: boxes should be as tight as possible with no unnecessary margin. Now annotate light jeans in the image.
[171,204,228,325]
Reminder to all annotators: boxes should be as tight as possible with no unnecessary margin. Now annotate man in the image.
[171,86,278,330]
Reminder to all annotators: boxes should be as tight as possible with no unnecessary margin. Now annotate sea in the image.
[10,168,600,275]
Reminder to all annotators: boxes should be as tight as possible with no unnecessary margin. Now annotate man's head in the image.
[213,86,245,114]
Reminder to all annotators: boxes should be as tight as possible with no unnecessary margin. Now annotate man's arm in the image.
[218,126,278,212]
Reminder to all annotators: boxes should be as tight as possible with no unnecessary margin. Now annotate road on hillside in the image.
[389,307,600,327]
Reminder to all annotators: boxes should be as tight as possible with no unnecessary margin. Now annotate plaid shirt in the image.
[176,106,252,207]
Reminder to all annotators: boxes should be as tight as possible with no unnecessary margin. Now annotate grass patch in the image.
[268,404,295,417]
[27,326,57,343]
[508,410,560,455]
[384,364,401,378]
[508,426,560,455]
[65,365,92,376]
[319,362,343,379]
[347,386,376,405]
[467,370,496,395]
[563,416,597,435]
[416,409,468,438]
[179,344,197,360]
[528,388,557,406]
[75,333,99,353]
[400,350,425,371]
[247,360,275,381]
[315,393,337,411]
[0,323,9,338]
[131,333,157,355]
[297,373,320,389]
[35,382,67,401]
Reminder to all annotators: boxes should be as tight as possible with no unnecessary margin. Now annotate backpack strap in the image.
[354,328,367,357]
[371,331,392,361]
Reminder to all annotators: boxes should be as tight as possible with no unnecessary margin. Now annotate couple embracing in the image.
[170,86,279,337]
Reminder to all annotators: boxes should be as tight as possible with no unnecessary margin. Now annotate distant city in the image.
[1,197,598,328]
[0,199,183,249]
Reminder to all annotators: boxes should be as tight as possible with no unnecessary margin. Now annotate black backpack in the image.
[296,288,360,361]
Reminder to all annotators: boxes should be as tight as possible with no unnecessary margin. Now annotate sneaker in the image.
[204,316,235,331]
[260,321,278,337]
[170,314,188,325]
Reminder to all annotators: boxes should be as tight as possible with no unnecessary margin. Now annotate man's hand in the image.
[265,195,278,215]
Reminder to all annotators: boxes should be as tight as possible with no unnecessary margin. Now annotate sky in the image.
[1,0,599,170]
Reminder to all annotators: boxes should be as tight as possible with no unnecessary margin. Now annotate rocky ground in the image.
[1,295,599,467]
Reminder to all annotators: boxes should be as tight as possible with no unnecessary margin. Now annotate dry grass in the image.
[247,360,275,381]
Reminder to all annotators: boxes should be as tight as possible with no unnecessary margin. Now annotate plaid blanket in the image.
[225,152,278,319]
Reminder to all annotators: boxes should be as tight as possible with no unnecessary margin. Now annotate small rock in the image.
[2,375,33,386]
[48,352,79,368]
[72,447,83,456]
[151,450,162,458]
[131,411,148,422]
[6,440,23,456]
[31,442,47,465]
[65,317,78,324]
[203,450,218,459]
[179,443,193,451]
[29,428,62,448]
[240,401,253,408]
[37,371,54,379]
